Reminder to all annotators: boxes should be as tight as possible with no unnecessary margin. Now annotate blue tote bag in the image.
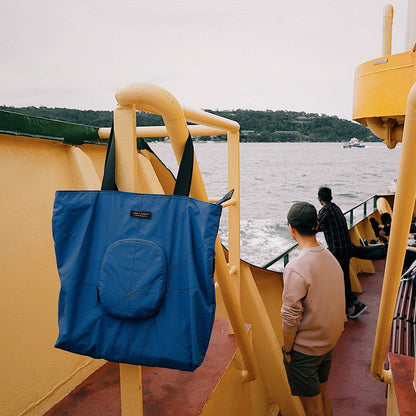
[52,129,230,371]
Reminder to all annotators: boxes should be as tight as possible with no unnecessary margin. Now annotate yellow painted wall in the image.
[201,329,279,416]
[1,130,377,416]
[0,134,106,416]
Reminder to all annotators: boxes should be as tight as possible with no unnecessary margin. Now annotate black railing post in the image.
[284,254,289,267]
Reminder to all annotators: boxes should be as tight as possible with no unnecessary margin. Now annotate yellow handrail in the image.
[98,124,228,139]
[113,83,258,414]
[382,4,394,57]
[371,81,416,383]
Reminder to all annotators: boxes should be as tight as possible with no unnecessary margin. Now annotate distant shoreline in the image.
[0,105,378,143]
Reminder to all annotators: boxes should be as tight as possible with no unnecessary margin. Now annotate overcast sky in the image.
[0,0,409,120]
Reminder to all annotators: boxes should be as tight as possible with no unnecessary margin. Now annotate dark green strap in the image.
[173,133,194,196]
[216,189,234,205]
[101,126,194,196]
[101,123,118,191]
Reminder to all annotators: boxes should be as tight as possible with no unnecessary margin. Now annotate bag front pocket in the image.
[99,238,167,320]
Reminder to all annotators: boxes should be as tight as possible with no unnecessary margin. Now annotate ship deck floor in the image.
[330,259,387,415]
[45,259,388,415]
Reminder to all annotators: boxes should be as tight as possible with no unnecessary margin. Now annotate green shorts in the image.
[283,349,333,397]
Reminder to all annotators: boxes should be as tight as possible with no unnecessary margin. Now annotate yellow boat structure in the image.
[2,2,416,415]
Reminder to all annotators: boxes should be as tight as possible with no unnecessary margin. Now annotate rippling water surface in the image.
[149,141,401,269]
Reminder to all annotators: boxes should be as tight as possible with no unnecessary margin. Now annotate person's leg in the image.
[317,351,333,416]
[299,394,325,416]
[320,382,333,416]
[284,351,325,414]
[352,243,387,260]
[335,255,357,308]
[335,255,367,317]
[370,217,381,237]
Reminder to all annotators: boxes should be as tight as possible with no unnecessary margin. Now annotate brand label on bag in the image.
[130,210,152,219]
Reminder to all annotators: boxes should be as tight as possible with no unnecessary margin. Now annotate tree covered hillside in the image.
[0,105,378,143]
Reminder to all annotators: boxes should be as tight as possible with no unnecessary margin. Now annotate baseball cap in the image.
[287,202,318,232]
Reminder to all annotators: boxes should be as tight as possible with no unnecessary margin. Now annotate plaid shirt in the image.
[318,202,352,257]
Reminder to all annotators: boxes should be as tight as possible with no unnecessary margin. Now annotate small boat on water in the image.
[343,137,365,148]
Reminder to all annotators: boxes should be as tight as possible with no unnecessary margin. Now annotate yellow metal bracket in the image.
[111,82,258,415]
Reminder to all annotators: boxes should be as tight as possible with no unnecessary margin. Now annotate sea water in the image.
[149,141,402,270]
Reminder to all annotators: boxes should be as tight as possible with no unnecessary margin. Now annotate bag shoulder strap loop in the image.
[101,124,194,196]
[173,133,193,196]
[101,123,118,191]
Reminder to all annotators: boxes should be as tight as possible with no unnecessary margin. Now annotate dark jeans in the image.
[351,244,387,260]
[332,252,357,308]
[353,243,416,270]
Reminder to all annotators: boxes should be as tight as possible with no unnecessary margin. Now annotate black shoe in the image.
[360,238,368,247]
[349,303,367,319]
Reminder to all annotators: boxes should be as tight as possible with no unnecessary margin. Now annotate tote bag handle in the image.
[101,124,194,196]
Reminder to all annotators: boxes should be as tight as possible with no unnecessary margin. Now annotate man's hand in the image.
[282,345,292,363]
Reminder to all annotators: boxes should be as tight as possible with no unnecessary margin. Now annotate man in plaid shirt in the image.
[317,187,367,319]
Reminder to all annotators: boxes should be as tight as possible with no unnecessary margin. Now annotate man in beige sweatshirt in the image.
[281,202,345,416]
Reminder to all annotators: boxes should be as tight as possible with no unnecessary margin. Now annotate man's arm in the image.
[282,330,296,363]
[281,269,307,362]
[317,206,327,232]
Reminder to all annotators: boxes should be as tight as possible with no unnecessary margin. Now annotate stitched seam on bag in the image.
[53,194,118,277]
[101,239,163,294]
[167,237,216,275]
[58,275,98,285]
[153,315,195,355]
[127,241,139,316]
[102,240,129,292]
[100,287,166,296]
[53,222,104,273]
[54,202,118,278]
[160,205,188,249]
[102,267,165,316]
[102,194,118,248]
[101,245,129,293]
[60,314,101,345]
[130,246,166,293]
[101,269,127,293]
[100,239,166,319]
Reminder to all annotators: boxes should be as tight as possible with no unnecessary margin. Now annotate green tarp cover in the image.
[0,110,100,145]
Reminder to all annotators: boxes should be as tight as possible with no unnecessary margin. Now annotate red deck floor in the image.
[44,318,240,416]
[45,260,389,415]
[330,259,387,415]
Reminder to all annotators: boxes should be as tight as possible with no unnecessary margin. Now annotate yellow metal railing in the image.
[99,83,258,416]
[371,82,416,385]
[382,4,393,57]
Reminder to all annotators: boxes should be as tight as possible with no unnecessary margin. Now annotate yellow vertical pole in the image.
[114,106,140,192]
[371,82,416,383]
[214,237,258,381]
[227,131,241,294]
[114,105,144,416]
[119,365,143,416]
[382,4,393,57]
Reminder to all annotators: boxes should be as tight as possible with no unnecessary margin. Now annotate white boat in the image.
[343,137,365,148]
